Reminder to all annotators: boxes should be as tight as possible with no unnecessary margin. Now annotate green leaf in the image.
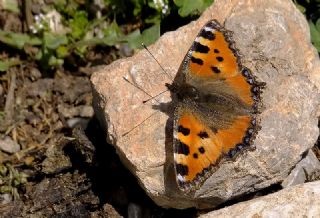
[0,31,41,49]
[106,21,122,36]
[174,0,214,17]
[145,14,161,24]
[102,20,124,46]
[56,46,69,58]
[124,29,142,48]
[126,23,160,49]
[131,0,146,16]
[74,45,88,57]
[43,33,68,49]
[48,56,64,66]
[55,0,80,17]
[316,18,320,31]
[293,0,306,13]
[295,4,306,13]
[0,59,21,72]
[0,111,4,119]
[309,20,320,52]
[69,11,89,40]
[2,0,19,13]
[140,23,160,46]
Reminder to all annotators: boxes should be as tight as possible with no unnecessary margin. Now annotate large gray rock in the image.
[91,0,320,209]
[199,181,320,217]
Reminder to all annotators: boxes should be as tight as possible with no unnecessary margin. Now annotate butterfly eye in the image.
[190,87,200,99]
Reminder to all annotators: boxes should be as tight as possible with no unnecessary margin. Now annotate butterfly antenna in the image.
[142,43,173,80]
[122,111,157,136]
[123,76,160,103]
[143,89,168,103]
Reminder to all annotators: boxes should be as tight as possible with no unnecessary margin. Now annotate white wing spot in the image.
[204,26,214,32]
[177,174,185,182]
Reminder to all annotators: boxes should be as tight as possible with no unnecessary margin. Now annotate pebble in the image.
[0,137,21,154]
[0,193,13,205]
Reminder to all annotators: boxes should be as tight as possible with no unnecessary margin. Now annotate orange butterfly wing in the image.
[172,20,264,192]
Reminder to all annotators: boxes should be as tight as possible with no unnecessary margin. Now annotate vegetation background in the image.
[0,0,319,72]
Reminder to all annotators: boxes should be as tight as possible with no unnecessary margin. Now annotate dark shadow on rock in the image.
[65,116,198,217]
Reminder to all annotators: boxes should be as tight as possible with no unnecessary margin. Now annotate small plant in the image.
[309,19,320,52]
[0,164,28,199]
[0,0,319,73]
[174,0,214,17]
[0,0,216,72]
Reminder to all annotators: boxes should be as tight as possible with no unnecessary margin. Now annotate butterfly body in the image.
[170,20,265,192]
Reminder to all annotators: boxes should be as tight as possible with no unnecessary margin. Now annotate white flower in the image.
[29,25,37,34]
[34,15,40,22]
[38,23,44,29]
[39,13,45,19]
[153,0,169,15]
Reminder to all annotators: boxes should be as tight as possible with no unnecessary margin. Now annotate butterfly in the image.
[166,20,265,192]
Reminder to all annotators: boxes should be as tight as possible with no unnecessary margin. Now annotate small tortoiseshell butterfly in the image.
[167,20,265,192]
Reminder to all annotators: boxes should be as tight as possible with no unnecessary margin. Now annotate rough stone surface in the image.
[282,150,320,187]
[91,0,320,209]
[199,181,320,217]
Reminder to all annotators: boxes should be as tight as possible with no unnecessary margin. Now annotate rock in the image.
[29,67,42,81]
[0,137,20,154]
[282,150,320,187]
[91,0,320,209]
[58,105,94,118]
[53,76,91,104]
[41,144,72,174]
[67,117,90,129]
[199,181,320,217]
[0,193,13,205]
[24,78,54,98]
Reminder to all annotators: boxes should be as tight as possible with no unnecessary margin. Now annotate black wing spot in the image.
[216,56,224,62]
[200,30,215,40]
[214,49,220,53]
[178,125,190,136]
[198,131,209,139]
[194,42,210,53]
[191,56,204,65]
[211,66,221,74]
[193,153,198,159]
[198,146,205,154]
[174,141,190,155]
[175,163,189,176]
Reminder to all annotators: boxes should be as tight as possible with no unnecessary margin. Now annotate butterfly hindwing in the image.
[173,105,255,191]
